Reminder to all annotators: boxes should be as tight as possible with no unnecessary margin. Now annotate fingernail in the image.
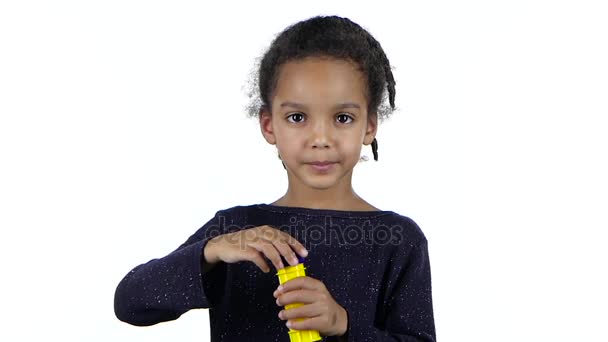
[286,321,292,328]
[276,298,280,306]
[277,285,283,292]
[302,249,308,257]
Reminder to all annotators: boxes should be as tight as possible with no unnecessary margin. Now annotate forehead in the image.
[273,57,367,105]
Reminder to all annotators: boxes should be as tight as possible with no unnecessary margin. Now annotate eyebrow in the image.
[279,101,361,110]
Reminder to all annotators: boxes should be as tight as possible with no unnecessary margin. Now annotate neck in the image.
[272,169,375,211]
[275,189,362,210]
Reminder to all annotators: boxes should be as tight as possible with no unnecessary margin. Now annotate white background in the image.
[1,1,607,341]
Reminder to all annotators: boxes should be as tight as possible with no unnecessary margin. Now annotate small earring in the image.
[371,138,379,161]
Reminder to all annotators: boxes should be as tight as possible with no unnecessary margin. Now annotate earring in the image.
[371,138,379,161]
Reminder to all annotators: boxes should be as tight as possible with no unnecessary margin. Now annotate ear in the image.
[259,106,277,145]
[363,112,378,145]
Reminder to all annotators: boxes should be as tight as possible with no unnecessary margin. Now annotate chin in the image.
[305,179,337,190]
[289,171,338,190]
[302,172,343,190]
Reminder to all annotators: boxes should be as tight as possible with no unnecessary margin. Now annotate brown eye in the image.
[337,114,353,124]
[287,113,305,123]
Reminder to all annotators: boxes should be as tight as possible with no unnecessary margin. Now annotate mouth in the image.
[308,161,336,166]
[306,161,337,172]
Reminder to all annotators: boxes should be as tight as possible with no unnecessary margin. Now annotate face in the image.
[259,57,377,191]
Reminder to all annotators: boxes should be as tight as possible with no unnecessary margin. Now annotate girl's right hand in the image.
[203,225,308,273]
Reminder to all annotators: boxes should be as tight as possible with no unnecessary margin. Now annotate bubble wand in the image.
[276,256,322,342]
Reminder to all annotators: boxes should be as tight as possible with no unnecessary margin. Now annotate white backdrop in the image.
[1,1,607,341]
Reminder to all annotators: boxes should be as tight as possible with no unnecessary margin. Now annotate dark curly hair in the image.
[242,15,397,162]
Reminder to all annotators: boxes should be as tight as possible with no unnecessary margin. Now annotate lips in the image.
[307,161,337,172]
[308,161,336,166]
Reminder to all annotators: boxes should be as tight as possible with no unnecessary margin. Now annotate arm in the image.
[342,238,436,341]
[113,210,227,326]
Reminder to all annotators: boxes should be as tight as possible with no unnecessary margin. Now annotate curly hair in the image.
[242,15,397,161]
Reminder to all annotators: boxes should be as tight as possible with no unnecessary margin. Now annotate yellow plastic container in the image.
[276,261,322,342]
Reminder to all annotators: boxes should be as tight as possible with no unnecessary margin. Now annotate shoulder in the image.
[372,211,428,248]
[212,204,249,218]
[206,203,264,229]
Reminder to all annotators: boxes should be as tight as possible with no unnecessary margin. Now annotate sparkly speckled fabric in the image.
[114,204,436,341]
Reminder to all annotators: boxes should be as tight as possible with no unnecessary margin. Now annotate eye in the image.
[286,113,305,123]
[336,113,354,124]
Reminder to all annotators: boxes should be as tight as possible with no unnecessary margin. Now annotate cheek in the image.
[276,138,300,159]
[343,144,363,160]
[340,129,365,148]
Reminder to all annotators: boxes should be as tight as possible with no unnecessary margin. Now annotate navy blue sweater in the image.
[114,204,436,341]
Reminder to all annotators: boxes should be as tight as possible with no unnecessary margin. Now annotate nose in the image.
[311,120,331,149]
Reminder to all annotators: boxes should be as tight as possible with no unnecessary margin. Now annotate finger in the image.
[278,231,309,258]
[258,226,308,264]
[278,276,323,293]
[271,227,308,257]
[245,247,271,273]
[272,236,300,266]
[286,315,326,332]
[277,289,320,306]
[279,302,324,321]
[249,238,284,270]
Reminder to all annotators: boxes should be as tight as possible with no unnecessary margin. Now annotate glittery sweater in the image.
[114,204,436,341]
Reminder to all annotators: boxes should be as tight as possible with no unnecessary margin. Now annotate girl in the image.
[114,15,436,341]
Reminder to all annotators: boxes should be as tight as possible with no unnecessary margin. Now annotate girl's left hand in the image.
[273,276,348,337]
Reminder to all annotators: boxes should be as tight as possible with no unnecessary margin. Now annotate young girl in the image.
[114,15,436,341]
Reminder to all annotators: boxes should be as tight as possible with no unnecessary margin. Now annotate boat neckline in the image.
[254,203,396,218]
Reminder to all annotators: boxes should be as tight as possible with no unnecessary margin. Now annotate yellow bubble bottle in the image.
[276,256,322,342]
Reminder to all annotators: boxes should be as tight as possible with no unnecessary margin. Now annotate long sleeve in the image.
[342,238,436,342]
[114,210,228,326]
